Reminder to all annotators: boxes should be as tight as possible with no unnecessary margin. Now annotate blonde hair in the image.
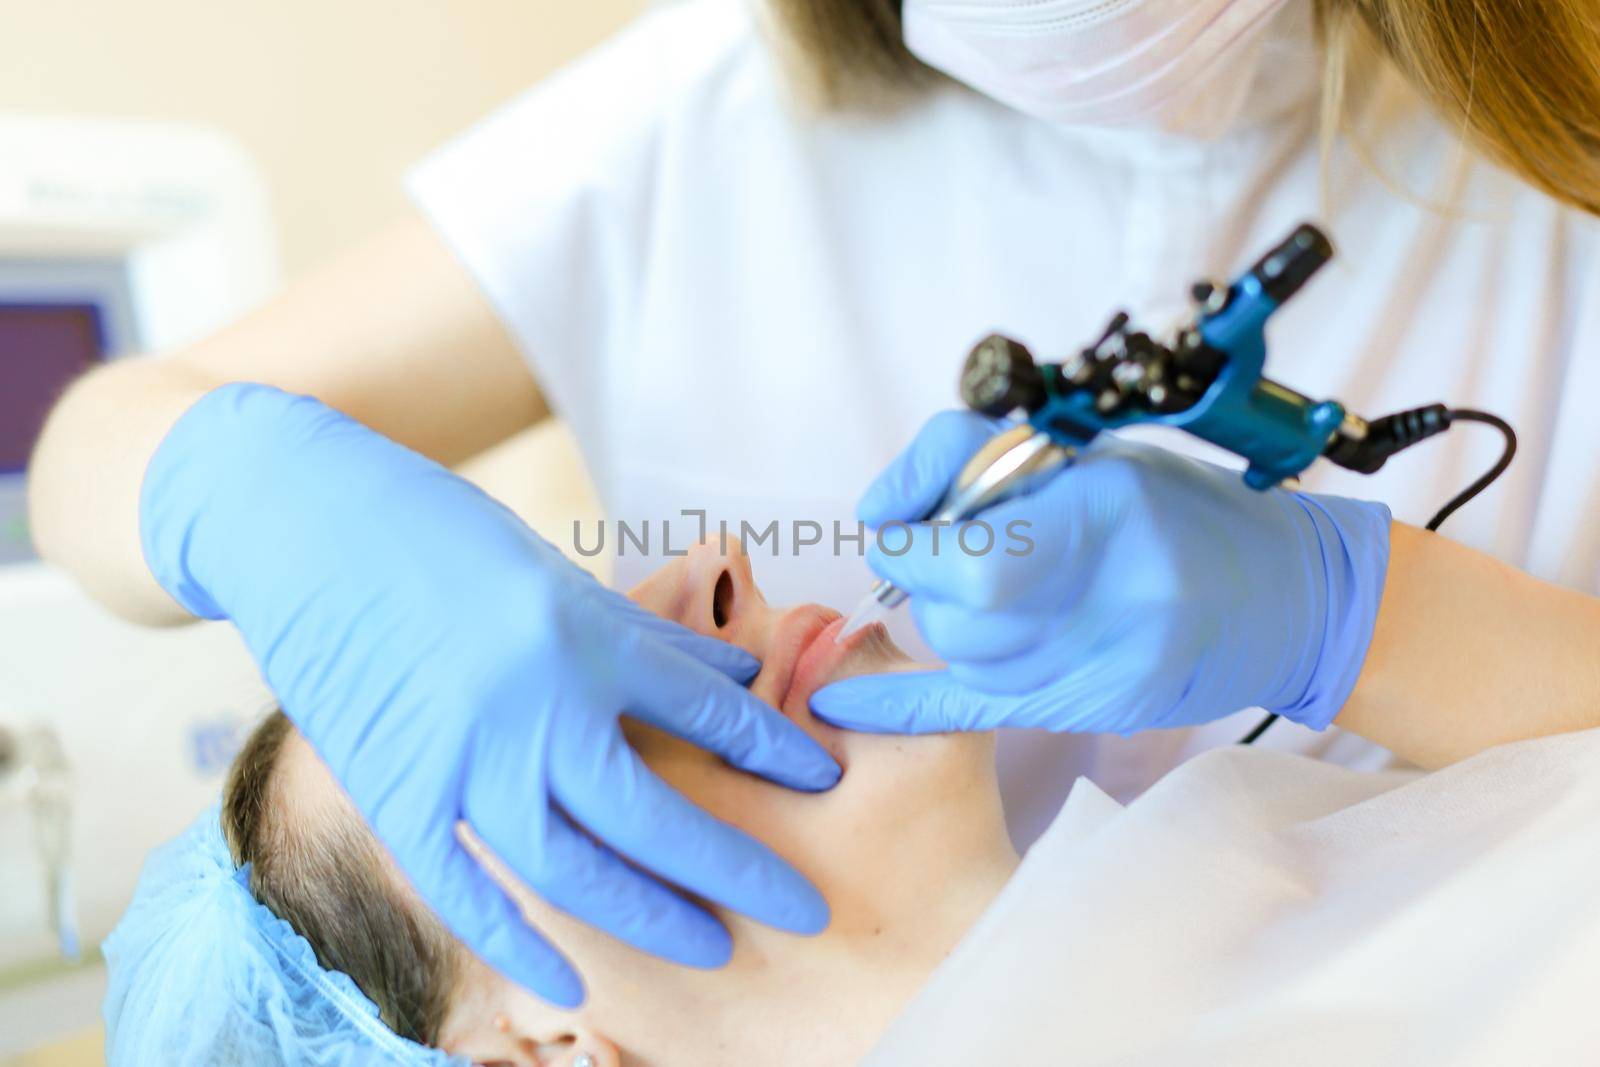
[764,0,1600,216]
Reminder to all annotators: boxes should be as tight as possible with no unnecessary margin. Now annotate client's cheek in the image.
[707,609,772,664]
[617,718,708,777]
[619,720,735,802]
[625,559,691,623]
[618,721,819,839]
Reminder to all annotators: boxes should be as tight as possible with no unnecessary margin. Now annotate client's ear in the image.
[446,1008,620,1067]
[439,957,621,1067]
[493,1013,621,1067]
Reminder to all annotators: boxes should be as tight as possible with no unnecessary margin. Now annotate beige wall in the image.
[2,0,647,278]
[2,0,634,596]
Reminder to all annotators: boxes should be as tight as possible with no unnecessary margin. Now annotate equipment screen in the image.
[0,303,106,473]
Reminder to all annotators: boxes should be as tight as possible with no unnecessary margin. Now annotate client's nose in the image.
[623,538,779,660]
[681,538,770,653]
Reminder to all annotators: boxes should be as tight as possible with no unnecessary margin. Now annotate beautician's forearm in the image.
[1335,523,1600,767]
[31,363,222,623]
[29,214,545,625]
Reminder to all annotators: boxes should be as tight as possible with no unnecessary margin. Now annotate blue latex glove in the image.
[141,384,840,1007]
[811,410,1392,735]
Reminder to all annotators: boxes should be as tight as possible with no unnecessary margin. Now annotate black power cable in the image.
[1420,410,1518,532]
[1238,407,1518,746]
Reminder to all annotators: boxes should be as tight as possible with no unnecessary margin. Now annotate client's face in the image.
[282,540,1016,1067]
[620,536,992,838]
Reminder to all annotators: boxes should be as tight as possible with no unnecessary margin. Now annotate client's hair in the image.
[221,710,464,1046]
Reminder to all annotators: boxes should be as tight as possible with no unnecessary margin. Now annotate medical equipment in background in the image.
[0,722,79,960]
[0,118,275,563]
[0,116,279,1056]
[840,223,1516,740]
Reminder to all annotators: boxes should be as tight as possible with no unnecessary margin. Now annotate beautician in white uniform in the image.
[29,0,1600,1008]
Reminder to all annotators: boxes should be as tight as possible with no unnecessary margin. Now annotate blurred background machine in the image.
[0,115,279,1056]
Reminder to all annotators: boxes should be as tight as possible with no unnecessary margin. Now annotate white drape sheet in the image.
[866,729,1600,1065]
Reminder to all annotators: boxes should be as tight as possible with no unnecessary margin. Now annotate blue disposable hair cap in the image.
[103,805,464,1066]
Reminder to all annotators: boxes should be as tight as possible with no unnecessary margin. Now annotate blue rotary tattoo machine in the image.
[840,223,1517,652]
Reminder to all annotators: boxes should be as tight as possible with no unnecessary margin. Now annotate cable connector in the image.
[1324,403,1453,475]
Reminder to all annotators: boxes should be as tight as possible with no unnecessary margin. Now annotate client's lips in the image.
[754,604,840,715]
[782,615,878,715]
[755,604,891,723]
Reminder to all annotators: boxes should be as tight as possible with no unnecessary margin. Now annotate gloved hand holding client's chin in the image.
[811,409,1392,737]
[139,382,841,1007]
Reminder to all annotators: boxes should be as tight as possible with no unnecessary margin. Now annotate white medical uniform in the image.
[408,0,1600,846]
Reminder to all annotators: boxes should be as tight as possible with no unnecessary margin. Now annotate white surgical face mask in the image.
[902,0,1292,136]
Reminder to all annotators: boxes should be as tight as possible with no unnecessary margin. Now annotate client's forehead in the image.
[275,727,356,828]
[275,725,438,912]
